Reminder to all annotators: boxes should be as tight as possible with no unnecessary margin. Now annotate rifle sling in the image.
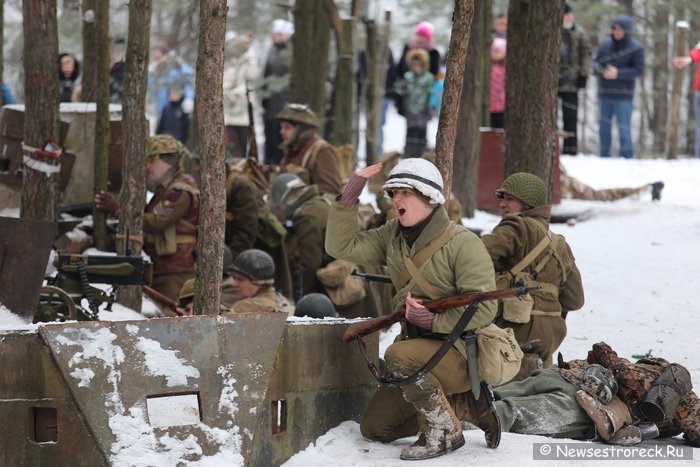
[356,300,480,387]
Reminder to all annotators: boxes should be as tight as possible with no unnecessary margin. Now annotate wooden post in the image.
[0,0,4,106]
[21,0,60,221]
[81,0,97,101]
[364,19,378,165]
[116,0,151,311]
[365,11,391,166]
[665,21,689,160]
[92,0,111,251]
[290,0,330,129]
[194,0,227,315]
[453,0,488,218]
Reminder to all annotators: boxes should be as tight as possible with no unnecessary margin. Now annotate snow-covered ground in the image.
[282,153,700,466]
[2,103,700,464]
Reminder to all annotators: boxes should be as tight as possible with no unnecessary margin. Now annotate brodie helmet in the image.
[229,249,275,285]
[275,103,319,128]
[147,134,190,167]
[495,172,548,208]
[382,158,445,205]
[294,293,338,319]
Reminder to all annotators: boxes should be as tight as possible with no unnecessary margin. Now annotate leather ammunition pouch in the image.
[575,390,632,441]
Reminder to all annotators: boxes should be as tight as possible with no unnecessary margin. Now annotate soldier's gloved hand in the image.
[405,291,434,330]
[339,163,383,207]
[94,190,120,217]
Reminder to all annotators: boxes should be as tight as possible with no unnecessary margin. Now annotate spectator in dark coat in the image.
[59,53,80,103]
[593,14,644,159]
[260,19,294,166]
[156,87,190,144]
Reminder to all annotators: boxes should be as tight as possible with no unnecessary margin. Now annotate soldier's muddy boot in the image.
[650,181,664,201]
[449,382,502,449]
[400,389,465,460]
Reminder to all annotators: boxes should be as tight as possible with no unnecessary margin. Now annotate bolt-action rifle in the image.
[342,285,539,343]
[143,285,190,317]
[245,81,258,162]
[350,269,394,283]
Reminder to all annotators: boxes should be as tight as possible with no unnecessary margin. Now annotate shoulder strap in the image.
[301,139,330,170]
[509,231,551,275]
[394,224,465,291]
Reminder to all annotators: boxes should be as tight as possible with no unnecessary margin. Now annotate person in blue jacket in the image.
[2,83,14,105]
[592,14,644,159]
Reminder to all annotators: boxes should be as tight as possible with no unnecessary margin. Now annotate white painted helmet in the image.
[382,158,445,205]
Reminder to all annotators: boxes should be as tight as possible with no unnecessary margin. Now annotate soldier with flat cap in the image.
[95,134,200,311]
[276,102,343,196]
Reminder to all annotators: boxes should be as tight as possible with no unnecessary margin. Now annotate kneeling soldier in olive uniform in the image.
[326,159,501,460]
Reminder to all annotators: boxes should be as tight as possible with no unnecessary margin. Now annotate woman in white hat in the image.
[325,159,500,460]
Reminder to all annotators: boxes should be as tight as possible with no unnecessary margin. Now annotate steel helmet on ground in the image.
[294,293,338,319]
[229,248,275,285]
[496,172,548,208]
[382,158,445,205]
[275,103,319,128]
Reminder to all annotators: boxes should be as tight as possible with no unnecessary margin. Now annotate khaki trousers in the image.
[360,337,470,442]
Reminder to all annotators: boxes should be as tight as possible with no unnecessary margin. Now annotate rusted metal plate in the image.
[251,321,379,466]
[0,216,57,318]
[0,331,108,466]
[39,313,287,465]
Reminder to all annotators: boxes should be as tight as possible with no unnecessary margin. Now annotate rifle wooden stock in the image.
[143,285,188,317]
[341,285,539,343]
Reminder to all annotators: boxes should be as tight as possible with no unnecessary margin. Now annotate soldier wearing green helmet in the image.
[481,172,584,379]
[95,134,200,314]
[220,249,294,315]
[276,102,343,196]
